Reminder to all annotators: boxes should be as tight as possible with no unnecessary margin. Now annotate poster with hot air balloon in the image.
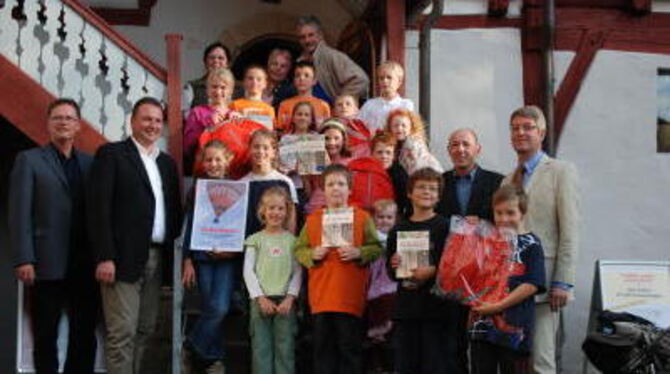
[191,179,249,251]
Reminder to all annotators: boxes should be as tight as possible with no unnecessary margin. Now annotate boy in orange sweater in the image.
[294,164,382,374]
[277,61,331,134]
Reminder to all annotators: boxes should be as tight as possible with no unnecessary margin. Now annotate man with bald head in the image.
[437,128,503,223]
[436,128,504,373]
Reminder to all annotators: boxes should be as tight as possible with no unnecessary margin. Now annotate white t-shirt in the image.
[357,96,415,131]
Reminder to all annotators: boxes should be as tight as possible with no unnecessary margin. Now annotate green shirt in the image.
[243,230,298,298]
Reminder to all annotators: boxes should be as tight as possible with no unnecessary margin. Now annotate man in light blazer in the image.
[8,98,99,374]
[503,105,580,374]
[88,97,181,374]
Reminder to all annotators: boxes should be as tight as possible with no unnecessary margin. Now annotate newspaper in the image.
[279,134,326,175]
[321,207,354,247]
[191,179,248,251]
[396,231,431,279]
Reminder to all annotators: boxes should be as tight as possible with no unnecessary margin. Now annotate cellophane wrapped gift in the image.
[436,216,513,306]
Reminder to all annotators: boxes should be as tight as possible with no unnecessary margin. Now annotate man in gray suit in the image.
[9,98,99,374]
[503,105,580,374]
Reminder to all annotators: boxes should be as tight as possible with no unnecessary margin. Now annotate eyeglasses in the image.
[510,124,538,133]
[49,115,78,122]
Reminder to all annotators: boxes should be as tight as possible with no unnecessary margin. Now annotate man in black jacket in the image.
[88,97,181,374]
[437,128,504,373]
[9,98,98,374]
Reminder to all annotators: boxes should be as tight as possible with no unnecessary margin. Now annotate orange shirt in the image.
[294,206,381,317]
[276,96,331,133]
[229,98,276,130]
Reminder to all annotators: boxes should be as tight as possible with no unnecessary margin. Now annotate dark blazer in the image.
[8,145,93,280]
[436,166,504,224]
[87,138,181,282]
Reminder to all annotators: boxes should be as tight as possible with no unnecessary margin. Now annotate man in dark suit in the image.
[8,98,99,374]
[437,128,504,373]
[437,128,504,223]
[88,97,181,374]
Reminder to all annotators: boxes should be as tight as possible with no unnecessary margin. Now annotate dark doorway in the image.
[231,34,301,80]
[0,116,36,374]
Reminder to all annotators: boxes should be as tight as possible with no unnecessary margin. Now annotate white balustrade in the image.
[0,0,167,143]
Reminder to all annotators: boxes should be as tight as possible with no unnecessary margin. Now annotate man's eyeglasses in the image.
[510,124,538,133]
[49,115,78,122]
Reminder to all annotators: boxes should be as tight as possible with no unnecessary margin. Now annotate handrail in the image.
[62,0,167,82]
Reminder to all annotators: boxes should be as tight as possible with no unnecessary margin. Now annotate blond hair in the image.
[207,68,235,100]
[377,60,405,81]
[257,186,294,229]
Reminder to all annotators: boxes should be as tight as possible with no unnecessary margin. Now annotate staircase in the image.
[0,0,176,149]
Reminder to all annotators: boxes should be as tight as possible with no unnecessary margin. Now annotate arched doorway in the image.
[230,34,301,80]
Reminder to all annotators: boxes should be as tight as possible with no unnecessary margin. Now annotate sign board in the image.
[583,260,670,373]
[594,260,670,328]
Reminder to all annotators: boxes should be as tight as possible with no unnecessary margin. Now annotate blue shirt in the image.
[454,167,478,216]
[470,232,546,353]
[521,151,545,188]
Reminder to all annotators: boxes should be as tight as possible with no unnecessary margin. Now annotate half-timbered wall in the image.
[405,2,669,373]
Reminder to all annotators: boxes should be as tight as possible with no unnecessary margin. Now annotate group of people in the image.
[8,13,580,374]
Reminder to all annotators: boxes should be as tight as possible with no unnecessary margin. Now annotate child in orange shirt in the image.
[294,164,382,374]
[230,65,276,130]
[277,61,331,134]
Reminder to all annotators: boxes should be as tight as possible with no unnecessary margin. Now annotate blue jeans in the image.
[187,260,236,361]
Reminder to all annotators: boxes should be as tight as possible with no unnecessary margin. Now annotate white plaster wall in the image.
[554,51,576,94]
[653,0,670,12]
[417,28,523,174]
[558,50,670,374]
[113,0,353,83]
[442,0,522,17]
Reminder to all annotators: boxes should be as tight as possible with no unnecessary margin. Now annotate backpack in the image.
[196,118,265,179]
[582,310,670,374]
[348,157,395,212]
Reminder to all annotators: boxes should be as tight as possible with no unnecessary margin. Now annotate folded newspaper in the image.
[396,231,431,279]
[321,207,354,247]
[279,134,326,175]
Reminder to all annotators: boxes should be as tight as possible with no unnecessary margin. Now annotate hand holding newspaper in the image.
[321,207,354,248]
[396,231,431,279]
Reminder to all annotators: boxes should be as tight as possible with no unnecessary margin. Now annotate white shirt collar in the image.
[131,136,160,160]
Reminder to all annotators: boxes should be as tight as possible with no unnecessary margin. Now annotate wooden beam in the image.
[0,55,106,154]
[386,0,406,94]
[411,15,522,29]
[386,0,406,62]
[554,30,606,146]
[165,34,184,180]
[488,0,510,17]
[91,0,157,26]
[630,0,652,14]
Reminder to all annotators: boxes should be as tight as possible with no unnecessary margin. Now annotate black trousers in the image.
[312,312,363,374]
[393,318,460,374]
[30,278,100,374]
[470,341,531,374]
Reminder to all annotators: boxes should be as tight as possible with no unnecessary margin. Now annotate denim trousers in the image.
[187,260,236,361]
[249,297,297,374]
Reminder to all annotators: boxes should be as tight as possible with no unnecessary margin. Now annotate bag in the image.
[582,310,670,374]
[436,217,513,307]
[345,118,373,158]
[348,157,395,211]
[196,118,265,179]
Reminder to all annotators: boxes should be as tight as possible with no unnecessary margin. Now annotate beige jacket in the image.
[503,154,580,302]
[312,41,369,100]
